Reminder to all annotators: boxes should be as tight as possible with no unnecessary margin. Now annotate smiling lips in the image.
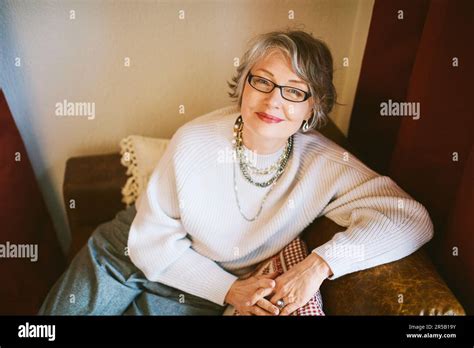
[256,112,284,123]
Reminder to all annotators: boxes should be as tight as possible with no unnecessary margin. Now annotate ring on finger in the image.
[276,299,285,309]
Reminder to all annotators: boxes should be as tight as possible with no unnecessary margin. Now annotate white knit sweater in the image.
[127,107,434,306]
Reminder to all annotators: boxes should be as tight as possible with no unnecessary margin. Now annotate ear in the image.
[306,98,317,121]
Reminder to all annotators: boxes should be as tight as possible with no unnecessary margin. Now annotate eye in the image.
[288,88,304,97]
[255,77,271,85]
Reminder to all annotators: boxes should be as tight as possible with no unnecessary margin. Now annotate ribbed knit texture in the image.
[127,106,434,306]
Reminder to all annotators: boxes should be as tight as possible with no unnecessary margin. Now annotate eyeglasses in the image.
[247,72,312,102]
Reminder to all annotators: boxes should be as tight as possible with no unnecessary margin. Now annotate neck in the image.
[241,123,287,155]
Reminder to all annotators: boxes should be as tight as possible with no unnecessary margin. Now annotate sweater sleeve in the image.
[127,131,238,306]
[311,163,434,280]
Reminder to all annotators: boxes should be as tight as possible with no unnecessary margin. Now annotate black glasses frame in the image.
[247,72,312,102]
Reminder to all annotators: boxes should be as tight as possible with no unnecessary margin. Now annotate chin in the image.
[250,123,282,141]
[254,127,275,140]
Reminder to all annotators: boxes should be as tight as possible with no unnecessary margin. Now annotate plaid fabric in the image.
[223,237,325,316]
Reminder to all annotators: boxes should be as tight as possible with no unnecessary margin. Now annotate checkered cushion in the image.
[223,237,325,316]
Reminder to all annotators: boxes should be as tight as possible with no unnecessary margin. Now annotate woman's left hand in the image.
[269,252,333,316]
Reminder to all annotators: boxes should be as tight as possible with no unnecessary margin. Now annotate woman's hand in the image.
[269,253,332,316]
[224,272,281,315]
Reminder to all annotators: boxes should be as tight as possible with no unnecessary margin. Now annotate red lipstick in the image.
[256,112,284,124]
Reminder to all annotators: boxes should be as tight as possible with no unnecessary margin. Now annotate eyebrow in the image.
[255,68,306,86]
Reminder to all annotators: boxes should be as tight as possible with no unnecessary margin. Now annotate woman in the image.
[39,30,433,316]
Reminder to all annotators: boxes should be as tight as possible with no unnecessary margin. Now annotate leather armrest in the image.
[301,216,466,315]
[63,153,128,262]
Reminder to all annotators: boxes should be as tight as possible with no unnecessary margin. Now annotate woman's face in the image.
[240,50,314,144]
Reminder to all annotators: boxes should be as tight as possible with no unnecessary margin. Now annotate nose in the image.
[265,86,284,106]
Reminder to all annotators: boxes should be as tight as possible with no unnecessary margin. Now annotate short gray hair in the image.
[227,29,337,130]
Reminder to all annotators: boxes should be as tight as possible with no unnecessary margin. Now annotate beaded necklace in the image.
[231,115,293,221]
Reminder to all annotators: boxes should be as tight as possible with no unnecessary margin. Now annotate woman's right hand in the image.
[224,272,280,315]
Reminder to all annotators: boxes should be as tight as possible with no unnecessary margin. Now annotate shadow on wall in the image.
[0,1,72,251]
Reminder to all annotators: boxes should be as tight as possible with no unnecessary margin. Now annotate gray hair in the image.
[227,29,337,130]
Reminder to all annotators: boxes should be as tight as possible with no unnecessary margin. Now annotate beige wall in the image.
[0,0,374,253]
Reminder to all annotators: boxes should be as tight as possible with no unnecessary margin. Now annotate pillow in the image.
[120,135,170,205]
[223,237,325,316]
[119,105,240,205]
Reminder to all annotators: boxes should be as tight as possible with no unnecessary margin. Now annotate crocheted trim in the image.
[120,136,143,206]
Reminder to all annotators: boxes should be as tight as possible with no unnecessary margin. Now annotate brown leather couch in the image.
[62,120,465,315]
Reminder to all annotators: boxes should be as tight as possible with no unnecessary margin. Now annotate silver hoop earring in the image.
[301,110,320,133]
[301,117,312,132]
[301,114,316,133]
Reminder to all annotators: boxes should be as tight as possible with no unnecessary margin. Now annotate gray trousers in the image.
[38,205,225,315]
